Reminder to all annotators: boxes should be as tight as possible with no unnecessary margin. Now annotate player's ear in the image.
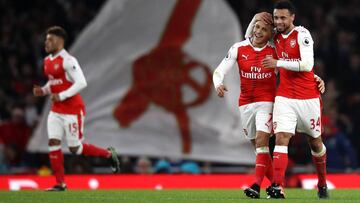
[59,37,65,47]
[291,13,295,21]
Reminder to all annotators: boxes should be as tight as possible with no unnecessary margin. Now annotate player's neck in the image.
[283,24,295,35]
[250,38,267,48]
[51,48,64,57]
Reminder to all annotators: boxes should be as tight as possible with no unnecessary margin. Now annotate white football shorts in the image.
[273,96,322,138]
[47,111,85,147]
[239,102,274,140]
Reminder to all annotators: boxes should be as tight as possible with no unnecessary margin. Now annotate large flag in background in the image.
[28,0,256,164]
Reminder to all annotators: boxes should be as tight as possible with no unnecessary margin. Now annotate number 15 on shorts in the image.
[68,123,78,136]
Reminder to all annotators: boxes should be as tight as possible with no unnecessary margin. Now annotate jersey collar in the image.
[280,27,296,39]
[248,38,269,52]
[49,49,66,60]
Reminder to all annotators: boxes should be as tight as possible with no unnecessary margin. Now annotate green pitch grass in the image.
[0,189,359,203]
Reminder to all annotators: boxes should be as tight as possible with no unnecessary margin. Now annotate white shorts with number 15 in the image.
[47,111,85,147]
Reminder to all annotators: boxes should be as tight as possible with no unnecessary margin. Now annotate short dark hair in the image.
[274,0,296,15]
[46,26,67,42]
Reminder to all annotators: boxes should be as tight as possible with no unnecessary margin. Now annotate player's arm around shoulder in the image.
[244,12,273,39]
[314,74,325,94]
[213,43,239,97]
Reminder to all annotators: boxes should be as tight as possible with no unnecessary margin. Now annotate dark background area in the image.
[0,0,359,175]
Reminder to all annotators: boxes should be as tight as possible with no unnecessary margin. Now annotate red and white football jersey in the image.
[213,38,277,106]
[43,49,86,115]
[274,26,320,99]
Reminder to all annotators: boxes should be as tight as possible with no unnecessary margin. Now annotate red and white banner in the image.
[28,0,255,163]
[1,174,360,191]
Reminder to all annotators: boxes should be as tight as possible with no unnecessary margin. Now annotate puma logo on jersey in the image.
[242,54,249,60]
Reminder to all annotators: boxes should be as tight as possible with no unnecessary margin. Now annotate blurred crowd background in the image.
[0,0,359,181]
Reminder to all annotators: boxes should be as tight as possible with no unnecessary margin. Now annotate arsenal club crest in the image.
[54,63,59,70]
[290,39,296,48]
